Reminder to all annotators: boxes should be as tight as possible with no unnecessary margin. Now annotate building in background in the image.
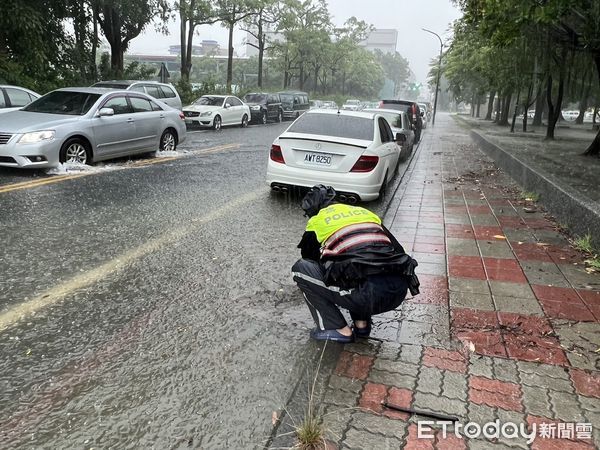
[359,29,398,55]
[168,40,227,57]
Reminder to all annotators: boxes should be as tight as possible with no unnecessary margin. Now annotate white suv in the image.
[92,80,182,110]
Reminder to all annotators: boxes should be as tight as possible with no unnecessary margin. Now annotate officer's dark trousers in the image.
[292,258,408,330]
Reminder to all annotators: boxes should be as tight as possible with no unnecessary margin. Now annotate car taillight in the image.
[179,112,185,120]
[378,101,384,108]
[351,155,379,172]
[270,144,285,164]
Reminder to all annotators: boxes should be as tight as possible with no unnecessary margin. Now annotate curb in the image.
[455,116,600,249]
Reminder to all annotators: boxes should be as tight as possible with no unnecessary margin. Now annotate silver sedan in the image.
[0,88,187,168]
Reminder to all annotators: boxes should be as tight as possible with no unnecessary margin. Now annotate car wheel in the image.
[213,115,222,130]
[261,111,268,124]
[241,114,249,128]
[60,138,91,165]
[159,129,177,152]
[278,110,283,123]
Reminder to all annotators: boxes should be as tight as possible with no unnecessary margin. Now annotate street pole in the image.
[422,28,443,127]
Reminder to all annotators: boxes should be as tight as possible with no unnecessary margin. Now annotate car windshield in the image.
[22,91,101,115]
[288,113,374,141]
[376,111,403,128]
[194,96,223,106]
[244,94,266,103]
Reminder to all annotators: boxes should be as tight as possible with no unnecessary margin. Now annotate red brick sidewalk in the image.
[320,114,600,449]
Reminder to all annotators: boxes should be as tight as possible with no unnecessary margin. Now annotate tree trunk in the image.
[485,90,495,120]
[180,11,189,82]
[476,95,481,118]
[226,21,234,93]
[532,84,545,126]
[91,1,98,81]
[583,54,600,156]
[546,49,567,140]
[575,83,591,125]
[470,92,475,116]
[499,93,512,126]
[511,88,521,133]
[257,20,264,88]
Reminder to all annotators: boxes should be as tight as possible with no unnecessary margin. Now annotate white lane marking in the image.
[0,188,264,331]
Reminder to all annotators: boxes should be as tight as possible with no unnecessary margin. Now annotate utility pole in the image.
[422,28,443,127]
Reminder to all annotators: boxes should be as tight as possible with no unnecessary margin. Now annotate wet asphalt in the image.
[0,121,403,449]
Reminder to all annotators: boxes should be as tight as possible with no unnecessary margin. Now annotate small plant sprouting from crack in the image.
[294,343,327,450]
[520,191,540,202]
[574,234,594,254]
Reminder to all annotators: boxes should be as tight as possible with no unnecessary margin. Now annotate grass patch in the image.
[574,234,594,254]
[294,344,327,450]
[520,191,540,202]
[585,257,600,271]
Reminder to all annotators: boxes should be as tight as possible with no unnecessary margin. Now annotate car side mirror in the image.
[396,133,406,143]
[98,107,114,117]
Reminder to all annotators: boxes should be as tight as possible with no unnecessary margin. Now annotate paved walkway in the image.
[320,114,600,449]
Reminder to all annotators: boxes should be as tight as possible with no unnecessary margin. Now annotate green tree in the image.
[214,0,258,93]
[97,0,162,77]
[176,0,217,84]
[374,50,410,97]
[240,0,283,88]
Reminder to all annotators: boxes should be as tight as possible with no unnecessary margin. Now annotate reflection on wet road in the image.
[0,122,402,448]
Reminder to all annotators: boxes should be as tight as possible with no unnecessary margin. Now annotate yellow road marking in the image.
[0,188,263,331]
[0,174,89,194]
[0,143,241,194]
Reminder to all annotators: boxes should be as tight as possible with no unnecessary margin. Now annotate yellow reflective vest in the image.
[305,203,382,243]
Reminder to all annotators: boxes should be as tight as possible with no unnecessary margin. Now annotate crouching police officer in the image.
[292,185,420,343]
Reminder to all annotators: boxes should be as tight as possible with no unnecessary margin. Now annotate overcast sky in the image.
[128,0,462,84]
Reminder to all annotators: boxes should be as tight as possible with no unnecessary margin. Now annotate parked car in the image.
[279,91,310,120]
[183,95,250,130]
[561,110,580,121]
[266,109,401,201]
[342,99,362,111]
[363,108,414,158]
[418,103,429,129]
[243,92,283,124]
[0,87,186,168]
[379,99,423,143]
[91,80,182,110]
[322,101,338,110]
[310,100,324,109]
[584,110,599,123]
[0,85,41,114]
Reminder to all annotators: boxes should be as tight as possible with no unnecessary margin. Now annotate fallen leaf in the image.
[26,348,31,355]
[493,235,506,240]
[468,342,476,352]
[272,411,280,425]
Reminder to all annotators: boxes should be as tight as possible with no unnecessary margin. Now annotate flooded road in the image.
[0,122,399,448]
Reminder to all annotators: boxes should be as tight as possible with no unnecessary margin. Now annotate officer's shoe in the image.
[310,328,355,343]
[353,321,372,338]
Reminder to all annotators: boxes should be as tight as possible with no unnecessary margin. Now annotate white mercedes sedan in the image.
[183,95,250,130]
[266,110,402,202]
